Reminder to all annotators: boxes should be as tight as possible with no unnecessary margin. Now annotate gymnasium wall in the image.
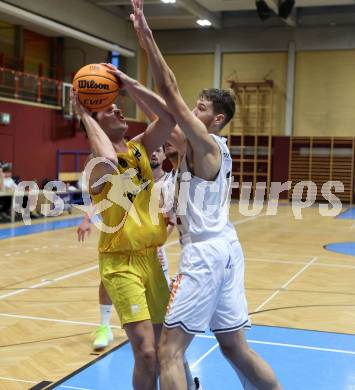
[62,38,109,82]
[164,54,215,109]
[160,51,288,136]
[0,22,15,58]
[294,50,355,137]
[0,100,146,185]
[156,26,355,137]
[221,52,288,136]
[23,30,51,77]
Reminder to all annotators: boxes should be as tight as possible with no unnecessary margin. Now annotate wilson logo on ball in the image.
[78,80,110,90]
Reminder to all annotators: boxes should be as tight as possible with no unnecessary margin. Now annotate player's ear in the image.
[215,113,225,127]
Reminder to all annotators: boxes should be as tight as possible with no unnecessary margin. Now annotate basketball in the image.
[72,64,119,112]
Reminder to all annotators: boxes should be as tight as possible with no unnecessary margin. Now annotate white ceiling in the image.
[90,0,355,30]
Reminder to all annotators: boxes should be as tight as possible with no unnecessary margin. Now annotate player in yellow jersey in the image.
[77,147,173,351]
[72,67,176,390]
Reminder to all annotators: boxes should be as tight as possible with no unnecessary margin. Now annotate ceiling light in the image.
[197,19,212,27]
[161,0,176,3]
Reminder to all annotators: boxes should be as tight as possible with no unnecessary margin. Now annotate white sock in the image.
[100,304,112,326]
[183,357,195,390]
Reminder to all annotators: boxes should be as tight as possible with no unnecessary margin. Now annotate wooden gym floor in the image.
[0,202,354,389]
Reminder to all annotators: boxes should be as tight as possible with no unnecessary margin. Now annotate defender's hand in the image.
[130,0,150,50]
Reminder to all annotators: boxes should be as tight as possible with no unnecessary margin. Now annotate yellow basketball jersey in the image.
[91,141,167,253]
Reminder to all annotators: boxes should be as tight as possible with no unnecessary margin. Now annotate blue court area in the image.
[337,207,355,219]
[0,217,82,240]
[324,208,355,256]
[325,242,355,256]
[49,325,355,390]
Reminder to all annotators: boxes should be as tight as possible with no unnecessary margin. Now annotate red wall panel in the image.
[271,136,290,199]
[0,100,147,186]
[0,134,14,163]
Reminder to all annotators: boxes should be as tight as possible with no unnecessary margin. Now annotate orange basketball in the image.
[72,64,119,112]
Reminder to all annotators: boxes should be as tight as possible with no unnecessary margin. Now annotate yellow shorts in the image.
[99,247,170,326]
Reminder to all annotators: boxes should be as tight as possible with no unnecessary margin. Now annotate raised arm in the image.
[71,90,117,195]
[130,0,220,180]
[104,64,176,155]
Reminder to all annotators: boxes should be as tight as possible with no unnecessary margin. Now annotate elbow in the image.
[158,74,178,99]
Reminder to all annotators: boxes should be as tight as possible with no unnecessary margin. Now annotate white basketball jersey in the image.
[160,171,175,209]
[174,134,238,245]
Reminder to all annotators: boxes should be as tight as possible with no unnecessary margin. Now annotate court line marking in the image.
[247,339,355,355]
[0,265,98,300]
[0,374,91,390]
[0,312,121,329]
[1,243,95,258]
[254,256,319,312]
[0,376,92,389]
[251,249,355,261]
[247,257,355,270]
[190,342,220,369]
[2,216,264,309]
[4,332,353,387]
[0,214,262,300]
[195,334,355,355]
[0,375,37,384]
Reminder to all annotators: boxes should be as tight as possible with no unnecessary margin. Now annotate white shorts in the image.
[164,238,250,334]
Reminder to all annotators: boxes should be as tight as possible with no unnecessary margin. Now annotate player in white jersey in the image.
[166,133,251,335]
[150,146,174,285]
[130,1,281,389]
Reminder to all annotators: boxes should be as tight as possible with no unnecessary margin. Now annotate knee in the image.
[158,340,184,368]
[136,346,157,370]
